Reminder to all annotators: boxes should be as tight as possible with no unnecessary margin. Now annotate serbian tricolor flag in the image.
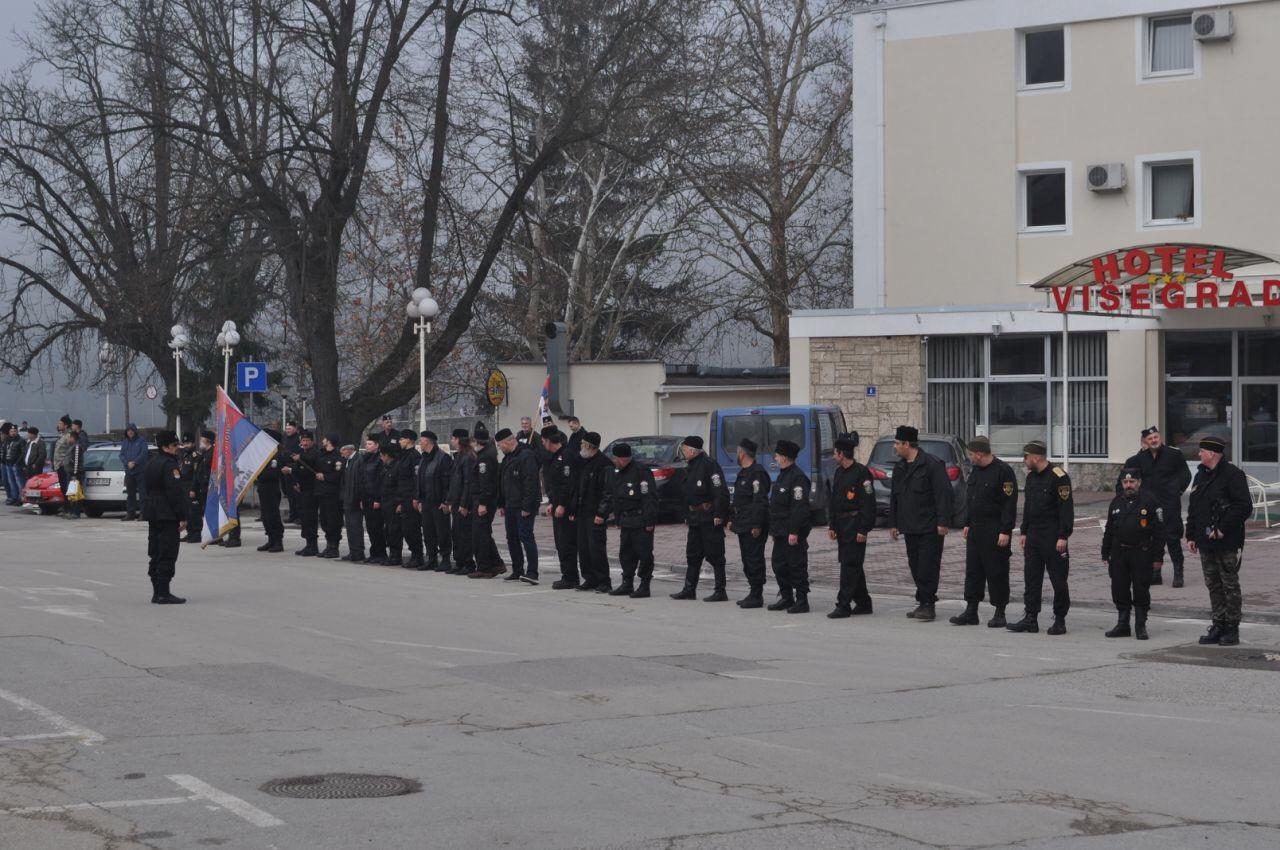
[202,386,279,544]
[537,374,551,423]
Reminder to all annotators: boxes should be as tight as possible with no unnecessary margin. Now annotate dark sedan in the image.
[866,433,971,527]
[602,435,688,521]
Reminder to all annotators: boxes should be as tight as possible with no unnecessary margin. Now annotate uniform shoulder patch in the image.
[1058,484,1071,501]
[562,466,570,476]
[640,481,649,494]
[1002,481,1014,496]
[711,473,722,487]
[478,462,486,474]
[792,485,804,499]
[1052,466,1067,478]
[335,461,343,470]
[752,479,760,494]
[863,480,873,494]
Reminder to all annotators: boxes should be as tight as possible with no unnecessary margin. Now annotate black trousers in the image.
[124,473,145,516]
[296,489,318,544]
[318,494,342,549]
[57,468,70,514]
[904,531,944,604]
[833,519,870,608]
[737,530,767,590]
[552,512,579,582]
[964,522,1010,607]
[147,520,181,581]
[451,509,474,569]
[471,506,502,571]
[1109,546,1153,610]
[1023,530,1070,618]
[618,526,654,583]
[401,502,423,558]
[576,517,609,587]
[382,501,403,559]
[344,505,365,557]
[1162,511,1185,569]
[186,488,205,537]
[259,483,284,543]
[363,503,385,558]
[422,502,450,563]
[286,489,297,522]
[684,521,726,589]
[503,510,538,577]
[771,532,810,596]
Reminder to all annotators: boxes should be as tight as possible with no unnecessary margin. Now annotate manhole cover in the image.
[1127,644,1280,671]
[259,773,421,799]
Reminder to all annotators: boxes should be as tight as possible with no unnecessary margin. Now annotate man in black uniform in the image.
[955,435,1017,627]
[339,442,366,563]
[888,425,952,622]
[497,428,541,583]
[177,434,198,541]
[670,435,731,601]
[1187,436,1252,647]
[375,442,405,566]
[281,420,301,523]
[728,438,771,609]
[445,429,474,575]
[1102,467,1164,640]
[541,428,580,590]
[143,431,188,604]
[185,431,214,542]
[566,416,585,457]
[313,433,345,558]
[396,430,425,569]
[283,430,320,556]
[572,431,612,591]
[607,443,658,598]
[767,439,812,613]
[468,423,505,579]
[1117,426,1191,587]
[256,429,285,552]
[1009,440,1074,635]
[360,435,387,564]
[416,431,452,572]
[827,432,876,619]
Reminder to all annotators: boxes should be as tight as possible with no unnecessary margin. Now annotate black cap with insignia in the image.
[738,437,757,456]
[774,439,799,460]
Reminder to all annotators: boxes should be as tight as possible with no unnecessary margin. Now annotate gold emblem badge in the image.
[1058,485,1071,501]
[1002,482,1014,496]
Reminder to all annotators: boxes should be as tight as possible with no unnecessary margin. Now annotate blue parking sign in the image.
[237,362,268,393]
[866,386,877,398]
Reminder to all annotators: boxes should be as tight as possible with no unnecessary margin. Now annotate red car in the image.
[22,470,64,514]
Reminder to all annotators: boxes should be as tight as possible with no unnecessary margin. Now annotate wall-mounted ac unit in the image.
[1192,9,1234,41]
[1086,163,1126,192]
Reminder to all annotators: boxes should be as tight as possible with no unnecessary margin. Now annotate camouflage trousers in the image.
[1200,548,1243,626]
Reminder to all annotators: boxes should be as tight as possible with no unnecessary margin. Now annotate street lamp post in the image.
[216,320,241,391]
[405,288,440,431]
[98,341,113,433]
[168,324,189,435]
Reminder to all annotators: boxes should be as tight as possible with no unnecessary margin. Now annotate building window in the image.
[1021,27,1066,89]
[926,333,1107,458]
[1138,153,1198,228]
[1019,165,1068,233]
[1148,15,1194,76]
[1165,331,1232,461]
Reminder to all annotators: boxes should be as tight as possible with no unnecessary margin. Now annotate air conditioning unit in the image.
[1086,163,1126,192]
[1192,9,1234,41]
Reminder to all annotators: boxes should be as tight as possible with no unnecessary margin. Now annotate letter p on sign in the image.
[237,362,268,393]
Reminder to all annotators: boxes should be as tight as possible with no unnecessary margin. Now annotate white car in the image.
[82,443,130,518]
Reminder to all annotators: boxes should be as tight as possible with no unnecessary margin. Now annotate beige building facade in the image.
[793,0,1280,486]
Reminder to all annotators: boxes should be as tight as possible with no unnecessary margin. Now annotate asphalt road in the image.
[3,509,1280,849]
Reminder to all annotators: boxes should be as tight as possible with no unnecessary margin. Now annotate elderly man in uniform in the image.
[1009,440,1074,635]
[415,431,453,572]
[143,432,188,604]
[728,438,771,609]
[888,425,952,622]
[767,439,812,613]
[468,423,505,579]
[1117,426,1191,587]
[313,433,345,558]
[444,429,475,575]
[1102,467,1164,640]
[284,430,321,556]
[497,427,541,584]
[572,431,612,591]
[826,432,876,618]
[1187,436,1252,647]
[955,435,1017,627]
[607,442,658,598]
[670,435,731,601]
[338,441,366,563]
[541,428,580,590]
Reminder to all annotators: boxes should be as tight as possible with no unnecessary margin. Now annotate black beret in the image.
[494,428,514,442]
[1141,425,1159,438]
[201,430,215,442]
[774,439,800,460]
[541,427,564,443]
[1022,440,1048,457]
[738,437,757,455]
[835,432,860,454]
[378,441,398,456]
[583,431,601,448]
[1199,436,1226,453]
[399,429,417,441]
[682,435,704,450]
[451,428,469,440]
[324,431,342,446]
[1120,467,1142,482]
[611,442,632,458]
[181,433,194,443]
[966,435,992,454]
[155,430,178,448]
[421,430,437,441]
[894,425,918,443]
[473,422,490,441]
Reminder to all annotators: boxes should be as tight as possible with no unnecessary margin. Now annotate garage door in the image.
[667,413,707,441]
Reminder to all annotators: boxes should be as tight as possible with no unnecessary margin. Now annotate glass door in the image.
[1240,382,1279,482]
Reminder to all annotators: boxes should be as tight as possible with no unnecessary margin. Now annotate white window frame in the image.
[1136,151,1201,230]
[1017,25,1070,94]
[1137,13,1201,84]
[1017,161,1071,236]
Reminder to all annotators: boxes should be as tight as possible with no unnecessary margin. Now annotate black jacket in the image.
[1102,490,1165,560]
[448,450,474,507]
[769,464,811,537]
[611,460,658,528]
[682,452,730,526]
[732,462,771,532]
[1186,459,1252,551]
[143,452,187,522]
[192,447,212,497]
[22,437,47,478]
[470,445,500,509]
[417,446,452,506]
[314,448,343,498]
[889,450,952,534]
[573,451,613,521]
[1116,445,1191,514]
[965,458,1018,534]
[285,446,319,493]
[1020,464,1074,539]
[394,451,419,503]
[829,462,876,537]
[1,434,21,466]
[499,443,541,513]
[543,446,579,510]
[359,454,382,505]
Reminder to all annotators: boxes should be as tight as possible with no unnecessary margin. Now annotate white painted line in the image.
[21,587,98,599]
[83,579,114,587]
[20,605,103,623]
[34,569,63,576]
[166,775,284,828]
[370,639,518,656]
[5,797,192,815]
[770,623,801,629]
[1009,704,1214,723]
[0,688,106,745]
[294,626,357,642]
[994,653,1059,662]
[720,672,825,687]
[0,732,85,743]
[1164,618,1211,625]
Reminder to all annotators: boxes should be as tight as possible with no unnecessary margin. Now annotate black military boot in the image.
[670,584,697,600]
[384,555,403,567]
[320,546,340,559]
[786,592,809,614]
[986,606,1006,628]
[609,581,634,596]
[151,580,186,605]
[1171,562,1184,588]
[1007,612,1039,633]
[915,604,936,622]
[1150,565,1163,586]
[404,555,424,570]
[851,602,873,615]
[1198,622,1224,645]
[827,604,852,619]
[1134,607,1149,640]
[1218,624,1240,646]
[266,539,284,553]
[629,579,651,599]
[1105,609,1131,638]
[1046,616,1067,635]
[703,588,729,602]
[149,578,163,603]
[438,557,452,573]
[295,542,319,557]
[766,592,794,611]
[949,602,979,626]
[551,578,577,589]
[737,588,764,609]
[424,559,439,572]
[257,540,274,551]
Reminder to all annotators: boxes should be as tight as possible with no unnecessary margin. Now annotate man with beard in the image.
[1116,426,1191,587]
[669,436,731,601]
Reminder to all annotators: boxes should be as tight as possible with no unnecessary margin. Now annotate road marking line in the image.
[770,623,801,629]
[21,587,98,599]
[166,775,284,828]
[0,688,106,745]
[294,626,357,642]
[720,672,825,686]
[370,639,518,655]
[33,569,63,576]
[20,605,103,623]
[994,653,1059,662]
[5,797,192,815]
[1009,704,1214,723]
[82,579,114,587]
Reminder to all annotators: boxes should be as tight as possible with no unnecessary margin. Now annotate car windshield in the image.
[84,449,125,472]
[607,438,675,464]
[869,439,956,467]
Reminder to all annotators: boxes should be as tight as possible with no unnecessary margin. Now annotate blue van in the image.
[709,405,848,523]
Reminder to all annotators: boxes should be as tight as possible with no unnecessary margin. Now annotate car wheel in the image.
[84,504,105,518]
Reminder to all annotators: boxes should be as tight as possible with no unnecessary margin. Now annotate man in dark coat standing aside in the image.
[1117,426,1191,586]
[888,425,952,622]
[1187,436,1253,647]
[143,431,188,604]
[541,428,580,590]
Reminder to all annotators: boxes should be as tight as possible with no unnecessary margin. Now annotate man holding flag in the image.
[200,387,281,548]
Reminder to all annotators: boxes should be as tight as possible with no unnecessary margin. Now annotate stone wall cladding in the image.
[810,335,925,460]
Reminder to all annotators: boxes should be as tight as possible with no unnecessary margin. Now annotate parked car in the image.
[22,470,63,514]
[709,405,848,524]
[602,435,687,521]
[81,443,130,517]
[866,433,971,527]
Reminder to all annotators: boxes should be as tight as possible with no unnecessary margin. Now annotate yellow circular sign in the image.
[485,369,508,407]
